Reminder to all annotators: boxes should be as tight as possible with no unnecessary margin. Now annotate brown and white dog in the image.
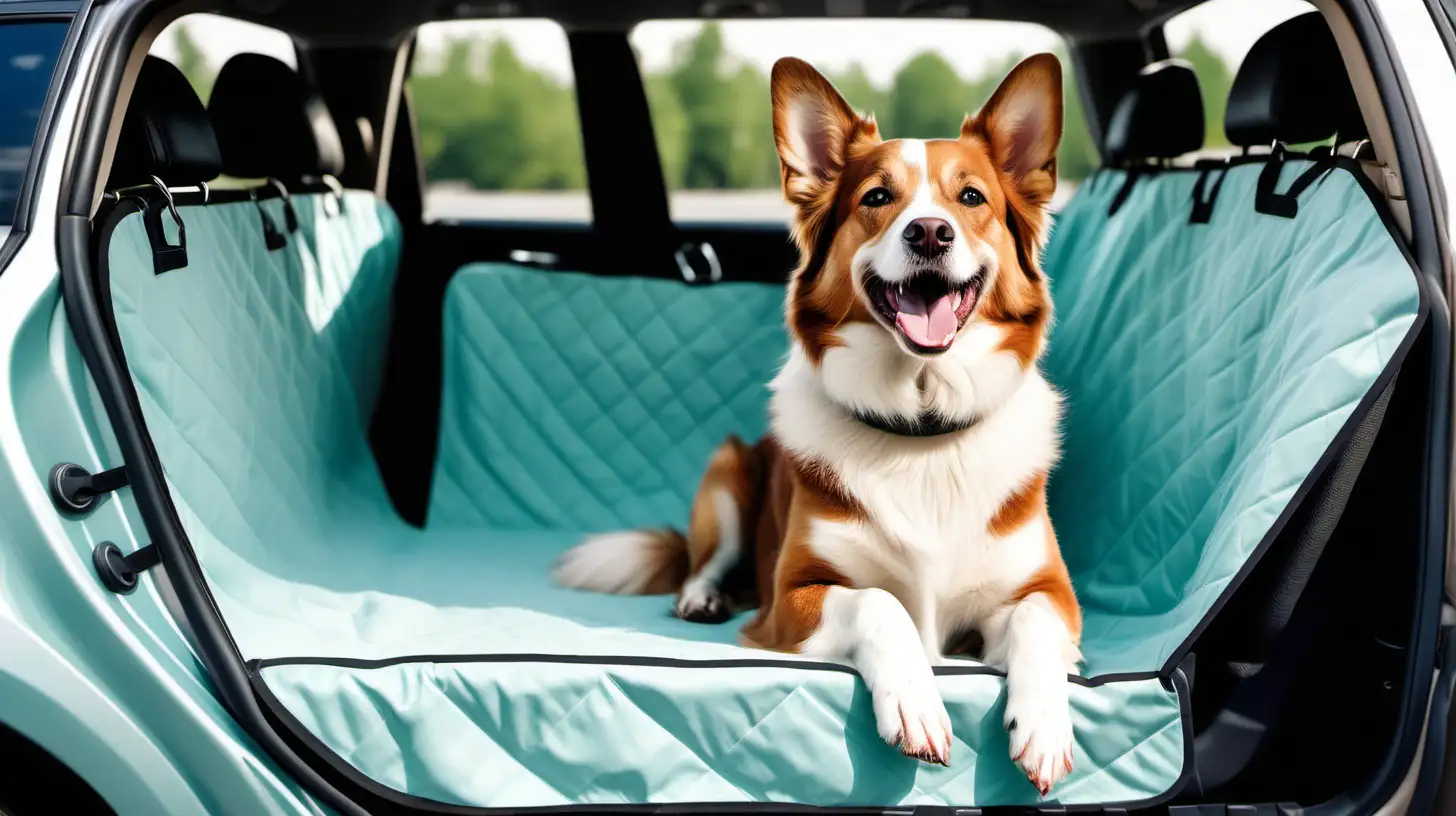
[555,53,1080,796]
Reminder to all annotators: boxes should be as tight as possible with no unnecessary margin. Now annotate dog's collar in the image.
[851,409,980,438]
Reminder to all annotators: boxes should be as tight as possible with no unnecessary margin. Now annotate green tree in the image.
[885,52,967,139]
[1058,53,1100,182]
[172,24,215,102]
[1177,34,1233,147]
[829,63,885,121]
[410,37,585,190]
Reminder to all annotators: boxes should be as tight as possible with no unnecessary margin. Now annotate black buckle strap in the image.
[92,541,160,595]
[48,462,129,517]
[250,188,287,251]
[1254,144,1337,219]
[268,178,300,233]
[142,175,187,274]
[1190,160,1231,224]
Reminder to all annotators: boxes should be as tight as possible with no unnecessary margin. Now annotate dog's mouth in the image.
[865,269,985,354]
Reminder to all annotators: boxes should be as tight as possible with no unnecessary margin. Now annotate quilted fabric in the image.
[102,159,1418,810]
[260,660,1183,808]
[428,267,786,530]
[1042,161,1421,674]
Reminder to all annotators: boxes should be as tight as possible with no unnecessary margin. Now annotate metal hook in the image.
[149,174,183,233]
[320,174,346,217]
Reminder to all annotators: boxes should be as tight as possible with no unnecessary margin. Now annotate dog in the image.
[554,53,1080,796]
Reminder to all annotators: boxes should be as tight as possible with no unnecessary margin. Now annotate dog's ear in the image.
[963,53,1063,209]
[771,57,876,205]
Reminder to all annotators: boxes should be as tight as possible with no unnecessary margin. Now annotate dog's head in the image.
[771,54,1061,372]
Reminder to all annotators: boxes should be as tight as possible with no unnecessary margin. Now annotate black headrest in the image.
[1225,12,1366,147]
[1104,60,1204,163]
[208,54,345,181]
[110,56,221,189]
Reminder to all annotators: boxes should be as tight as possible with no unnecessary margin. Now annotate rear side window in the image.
[0,22,67,226]
[1163,0,1314,153]
[410,20,590,224]
[629,20,1098,223]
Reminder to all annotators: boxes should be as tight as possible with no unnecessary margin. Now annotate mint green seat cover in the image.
[104,160,1420,810]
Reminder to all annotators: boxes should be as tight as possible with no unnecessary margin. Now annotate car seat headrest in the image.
[109,56,222,189]
[208,53,345,182]
[1104,60,1205,164]
[1225,11,1366,147]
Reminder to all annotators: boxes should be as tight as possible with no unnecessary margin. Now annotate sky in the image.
[154,0,1315,85]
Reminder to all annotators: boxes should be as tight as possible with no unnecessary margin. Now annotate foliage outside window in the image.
[635,21,1101,198]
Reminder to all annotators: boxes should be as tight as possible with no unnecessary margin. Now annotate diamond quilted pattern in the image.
[1042,162,1421,674]
[428,266,786,531]
[261,661,1184,808]
[103,159,1418,809]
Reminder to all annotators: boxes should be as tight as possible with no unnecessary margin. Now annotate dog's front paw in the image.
[872,664,952,766]
[1005,681,1074,795]
[674,581,732,623]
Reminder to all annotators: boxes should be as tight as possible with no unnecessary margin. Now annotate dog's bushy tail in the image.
[552,529,690,596]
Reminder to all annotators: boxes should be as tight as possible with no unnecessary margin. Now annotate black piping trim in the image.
[1152,158,1430,676]
[247,662,1194,815]
[248,652,1166,689]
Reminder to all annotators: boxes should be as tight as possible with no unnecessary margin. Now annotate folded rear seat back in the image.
[90,17,1424,813]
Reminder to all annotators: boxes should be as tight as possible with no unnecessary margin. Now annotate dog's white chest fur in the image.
[771,324,1061,660]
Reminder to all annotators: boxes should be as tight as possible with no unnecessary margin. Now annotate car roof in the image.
[220,0,1207,47]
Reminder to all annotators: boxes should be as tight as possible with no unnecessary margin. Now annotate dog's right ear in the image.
[771,57,876,206]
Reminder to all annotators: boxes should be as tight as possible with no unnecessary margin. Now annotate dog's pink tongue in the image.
[895,291,958,348]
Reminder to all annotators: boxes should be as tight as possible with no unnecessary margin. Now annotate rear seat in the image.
[91,16,1423,810]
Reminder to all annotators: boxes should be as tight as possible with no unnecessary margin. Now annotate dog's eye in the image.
[959,187,986,207]
[861,187,892,208]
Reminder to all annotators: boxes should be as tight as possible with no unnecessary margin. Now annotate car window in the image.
[410,20,589,224]
[1163,0,1315,154]
[629,20,1097,224]
[150,13,297,104]
[0,21,67,227]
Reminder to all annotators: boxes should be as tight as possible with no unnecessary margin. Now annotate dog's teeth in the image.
[950,291,962,309]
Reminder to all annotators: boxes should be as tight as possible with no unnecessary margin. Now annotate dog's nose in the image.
[903,217,955,258]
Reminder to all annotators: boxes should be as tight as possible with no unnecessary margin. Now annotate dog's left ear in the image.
[964,53,1063,209]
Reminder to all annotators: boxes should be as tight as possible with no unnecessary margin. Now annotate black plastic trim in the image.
[1302,2,1452,814]
[62,184,369,816]
[247,663,1194,816]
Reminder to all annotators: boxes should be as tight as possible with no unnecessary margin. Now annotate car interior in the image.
[56,0,1449,812]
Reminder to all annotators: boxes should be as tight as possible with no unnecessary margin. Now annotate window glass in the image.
[150,13,297,104]
[0,21,67,226]
[410,20,589,223]
[630,20,1097,223]
[1163,0,1315,153]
